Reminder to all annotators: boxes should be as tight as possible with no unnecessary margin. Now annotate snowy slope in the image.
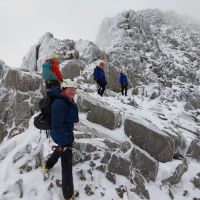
[0,88,200,200]
[1,8,200,200]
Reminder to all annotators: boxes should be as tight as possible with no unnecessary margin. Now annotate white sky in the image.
[0,0,200,67]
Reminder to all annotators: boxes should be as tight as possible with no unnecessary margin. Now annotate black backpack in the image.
[34,95,54,130]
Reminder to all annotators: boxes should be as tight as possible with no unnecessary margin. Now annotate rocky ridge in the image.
[0,8,200,200]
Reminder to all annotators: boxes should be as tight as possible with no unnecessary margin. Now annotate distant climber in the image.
[93,60,107,96]
[42,79,79,200]
[42,53,63,91]
[119,70,128,96]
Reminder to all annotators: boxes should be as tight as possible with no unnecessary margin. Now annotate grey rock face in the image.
[21,44,39,71]
[129,146,158,182]
[132,87,139,95]
[104,63,137,92]
[77,96,94,113]
[192,173,200,189]
[87,104,122,130]
[0,121,7,142]
[0,66,43,141]
[77,94,122,130]
[125,118,176,162]
[133,173,150,199]
[4,69,42,92]
[75,39,108,63]
[101,152,112,164]
[106,171,116,184]
[0,60,5,78]
[186,139,200,161]
[162,159,188,185]
[108,154,131,178]
[61,59,85,79]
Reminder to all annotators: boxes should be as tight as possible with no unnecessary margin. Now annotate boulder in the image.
[4,69,42,92]
[77,94,122,130]
[186,139,200,161]
[129,146,158,182]
[162,159,188,185]
[108,154,131,178]
[61,59,85,79]
[87,104,122,130]
[125,118,176,162]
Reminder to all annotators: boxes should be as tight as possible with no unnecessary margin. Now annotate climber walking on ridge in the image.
[42,53,63,92]
[119,69,128,96]
[93,60,107,96]
[42,79,79,200]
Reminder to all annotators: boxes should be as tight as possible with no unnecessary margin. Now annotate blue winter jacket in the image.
[119,73,128,85]
[49,86,79,147]
[94,66,106,81]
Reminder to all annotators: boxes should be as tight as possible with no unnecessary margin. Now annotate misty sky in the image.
[0,0,200,67]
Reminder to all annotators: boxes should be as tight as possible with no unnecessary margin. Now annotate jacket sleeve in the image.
[95,67,99,81]
[51,99,67,146]
[52,61,63,81]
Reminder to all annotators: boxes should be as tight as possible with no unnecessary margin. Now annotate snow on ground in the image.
[0,86,200,199]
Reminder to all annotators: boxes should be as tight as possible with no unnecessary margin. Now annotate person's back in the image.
[119,72,128,85]
[42,53,63,91]
[119,71,128,96]
[94,60,107,96]
[94,66,106,82]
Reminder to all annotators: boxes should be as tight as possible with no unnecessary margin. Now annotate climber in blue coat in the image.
[94,60,107,96]
[119,70,128,96]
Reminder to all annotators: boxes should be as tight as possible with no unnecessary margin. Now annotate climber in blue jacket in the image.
[119,70,128,96]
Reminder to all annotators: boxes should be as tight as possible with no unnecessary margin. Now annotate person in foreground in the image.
[43,79,79,200]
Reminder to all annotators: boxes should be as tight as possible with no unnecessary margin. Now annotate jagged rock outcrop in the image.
[124,118,176,162]
[1,8,200,200]
[77,93,122,130]
[162,159,188,185]
[132,173,150,199]
[129,146,158,182]
[0,62,44,141]
[61,59,86,79]
[87,105,122,130]
[186,139,200,161]
[75,39,108,63]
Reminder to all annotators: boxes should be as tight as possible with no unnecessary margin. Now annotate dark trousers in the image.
[121,84,128,96]
[97,80,106,96]
[45,148,73,199]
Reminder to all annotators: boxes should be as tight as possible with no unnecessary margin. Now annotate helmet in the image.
[98,60,105,67]
[51,53,59,59]
[61,79,77,89]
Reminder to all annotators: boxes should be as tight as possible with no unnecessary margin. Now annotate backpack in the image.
[93,67,96,80]
[34,95,53,130]
[42,60,57,81]
[34,95,69,131]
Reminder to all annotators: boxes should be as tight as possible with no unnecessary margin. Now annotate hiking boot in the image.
[42,166,49,173]
[64,190,79,200]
